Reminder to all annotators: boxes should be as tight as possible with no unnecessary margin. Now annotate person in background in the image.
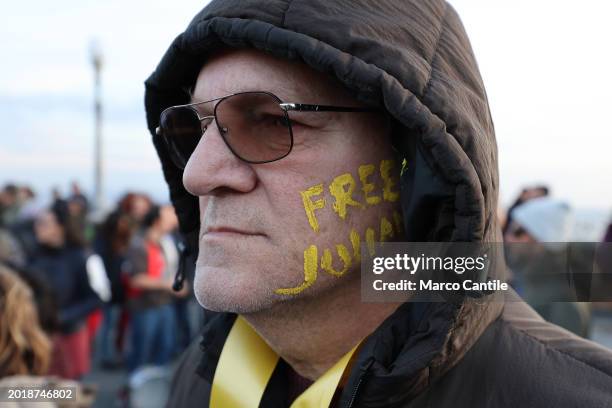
[0,228,26,269]
[123,205,187,373]
[94,208,134,368]
[15,186,38,221]
[0,184,20,227]
[158,205,198,353]
[593,222,612,312]
[119,193,153,226]
[502,185,549,235]
[63,183,103,338]
[68,182,89,215]
[67,182,92,244]
[0,264,94,407]
[29,201,102,379]
[107,192,154,357]
[7,186,41,261]
[597,222,612,273]
[1,222,59,336]
[51,187,62,205]
[505,196,591,336]
[0,264,52,377]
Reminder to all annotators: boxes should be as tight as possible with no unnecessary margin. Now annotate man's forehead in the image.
[192,48,349,103]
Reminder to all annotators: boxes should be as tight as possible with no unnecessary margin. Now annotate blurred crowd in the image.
[0,182,201,405]
[1,181,611,406]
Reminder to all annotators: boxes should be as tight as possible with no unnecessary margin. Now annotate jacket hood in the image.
[145,0,500,243]
[145,0,504,402]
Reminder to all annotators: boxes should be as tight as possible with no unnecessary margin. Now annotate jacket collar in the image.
[195,296,503,405]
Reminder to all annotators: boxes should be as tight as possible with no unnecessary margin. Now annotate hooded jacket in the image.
[144,0,612,406]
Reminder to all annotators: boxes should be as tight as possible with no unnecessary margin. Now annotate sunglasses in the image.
[156,91,378,169]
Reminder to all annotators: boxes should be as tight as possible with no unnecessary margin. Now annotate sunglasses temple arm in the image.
[280,103,378,112]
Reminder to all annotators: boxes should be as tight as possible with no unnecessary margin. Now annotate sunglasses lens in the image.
[215,92,292,163]
[160,106,202,169]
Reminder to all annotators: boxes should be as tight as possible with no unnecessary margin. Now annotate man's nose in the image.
[183,124,257,196]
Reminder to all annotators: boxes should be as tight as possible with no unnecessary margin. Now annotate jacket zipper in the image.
[346,359,373,408]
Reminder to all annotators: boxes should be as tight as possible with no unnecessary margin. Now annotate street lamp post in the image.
[91,42,104,211]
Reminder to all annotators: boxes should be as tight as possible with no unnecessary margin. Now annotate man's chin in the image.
[193,265,279,314]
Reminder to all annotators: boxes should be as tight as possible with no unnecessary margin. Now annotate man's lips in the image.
[202,226,266,238]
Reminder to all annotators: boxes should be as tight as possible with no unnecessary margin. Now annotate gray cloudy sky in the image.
[1,0,611,212]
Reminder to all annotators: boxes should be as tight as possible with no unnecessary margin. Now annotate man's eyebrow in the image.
[187,85,316,106]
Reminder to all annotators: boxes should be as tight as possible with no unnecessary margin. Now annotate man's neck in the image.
[242,276,401,381]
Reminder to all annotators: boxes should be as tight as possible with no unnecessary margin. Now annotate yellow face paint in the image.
[300,159,403,225]
[358,164,381,206]
[380,159,400,202]
[329,173,363,220]
[401,158,409,176]
[301,184,326,233]
[349,229,361,263]
[365,227,376,256]
[275,245,318,295]
[379,216,394,242]
[321,244,352,277]
[275,213,402,296]
[283,159,406,295]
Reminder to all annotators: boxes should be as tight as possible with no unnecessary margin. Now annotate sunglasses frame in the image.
[156,91,379,168]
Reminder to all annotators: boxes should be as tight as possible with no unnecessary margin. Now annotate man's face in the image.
[183,49,403,313]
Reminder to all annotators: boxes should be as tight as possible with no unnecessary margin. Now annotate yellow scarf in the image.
[210,316,360,407]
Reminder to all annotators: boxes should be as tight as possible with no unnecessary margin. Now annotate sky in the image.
[1,0,611,214]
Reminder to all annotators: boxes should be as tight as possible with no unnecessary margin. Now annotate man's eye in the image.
[259,114,293,128]
[275,115,293,128]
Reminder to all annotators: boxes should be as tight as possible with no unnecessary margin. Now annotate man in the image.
[145,1,612,406]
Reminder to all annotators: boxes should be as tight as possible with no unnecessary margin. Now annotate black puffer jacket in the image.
[144,0,612,406]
